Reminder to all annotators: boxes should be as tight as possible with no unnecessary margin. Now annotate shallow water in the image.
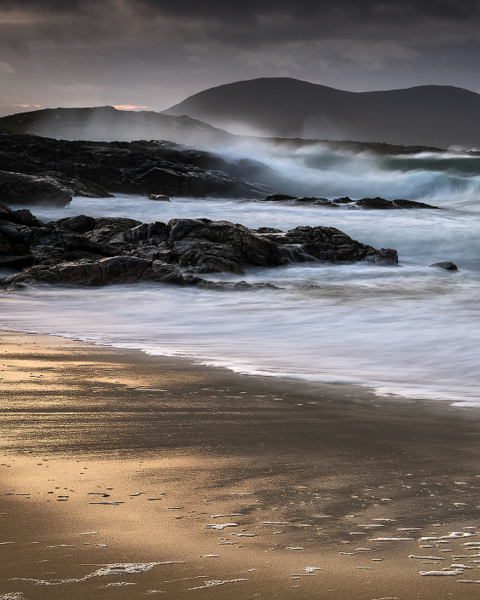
[2,147,480,405]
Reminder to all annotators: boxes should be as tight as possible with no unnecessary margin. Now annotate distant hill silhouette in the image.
[0,106,234,147]
[164,78,480,149]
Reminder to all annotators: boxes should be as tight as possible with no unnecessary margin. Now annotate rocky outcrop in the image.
[0,132,275,204]
[169,218,284,274]
[0,226,34,268]
[0,170,73,206]
[257,226,398,265]
[1,256,185,288]
[263,195,438,209]
[0,203,398,290]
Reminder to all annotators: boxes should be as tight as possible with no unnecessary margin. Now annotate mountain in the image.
[0,106,234,147]
[164,78,480,149]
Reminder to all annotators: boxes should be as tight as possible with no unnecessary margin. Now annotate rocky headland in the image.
[0,131,275,203]
[0,203,398,290]
[0,131,457,208]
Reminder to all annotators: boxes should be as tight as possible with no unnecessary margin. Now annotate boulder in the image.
[0,225,34,268]
[1,256,185,289]
[356,197,438,209]
[429,261,458,271]
[264,194,296,202]
[0,170,72,206]
[42,171,113,198]
[261,225,398,265]
[170,219,283,274]
[148,194,171,201]
[0,203,45,228]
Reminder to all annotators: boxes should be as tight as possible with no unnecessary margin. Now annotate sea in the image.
[1,145,480,406]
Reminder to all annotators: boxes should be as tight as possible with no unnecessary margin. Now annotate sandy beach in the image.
[2,331,480,599]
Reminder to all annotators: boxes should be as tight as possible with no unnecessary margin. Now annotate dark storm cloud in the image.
[0,0,478,62]
[1,0,480,117]
[134,0,480,21]
[3,0,480,36]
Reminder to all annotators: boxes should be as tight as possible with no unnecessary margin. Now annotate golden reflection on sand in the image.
[2,331,480,599]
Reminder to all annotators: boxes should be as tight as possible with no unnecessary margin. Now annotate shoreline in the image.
[2,330,480,599]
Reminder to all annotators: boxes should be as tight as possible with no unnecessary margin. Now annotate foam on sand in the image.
[14,562,185,585]
[420,532,474,541]
[188,579,248,590]
[420,570,464,576]
[369,537,414,542]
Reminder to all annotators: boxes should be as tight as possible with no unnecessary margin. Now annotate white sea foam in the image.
[420,533,473,541]
[420,570,463,576]
[409,555,445,560]
[204,523,238,530]
[189,579,248,590]
[370,538,414,542]
[14,562,184,586]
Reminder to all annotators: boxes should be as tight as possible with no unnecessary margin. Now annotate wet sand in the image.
[2,331,480,599]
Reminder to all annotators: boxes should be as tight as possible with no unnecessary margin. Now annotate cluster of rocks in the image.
[263,194,438,209]
[0,203,398,290]
[0,131,275,204]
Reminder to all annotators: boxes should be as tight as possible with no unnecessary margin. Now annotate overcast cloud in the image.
[0,0,479,117]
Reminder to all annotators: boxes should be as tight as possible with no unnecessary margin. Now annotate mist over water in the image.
[219,140,480,202]
[2,144,480,405]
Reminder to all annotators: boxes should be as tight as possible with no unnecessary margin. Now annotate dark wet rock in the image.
[0,213,399,288]
[148,193,171,201]
[332,197,353,205]
[260,225,398,265]
[170,219,283,274]
[297,196,328,204]
[0,225,34,268]
[264,194,296,202]
[194,279,281,291]
[261,194,438,210]
[19,226,63,250]
[41,171,112,198]
[0,170,72,206]
[51,215,142,235]
[52,215,97,234]
[1,256,185,290]
[356,197,438,209]
[168,218,209,242]
[390,198,437,209]
[91,217,142,231]
[123,222,169,246]
[308,198,332,206]
[429,261,458,271]
[0,203,45,227]
[63,233,120,258]
[254,227,284,234]
[0,132,276,202]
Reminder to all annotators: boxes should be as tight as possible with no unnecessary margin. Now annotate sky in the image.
[1,0,480,118]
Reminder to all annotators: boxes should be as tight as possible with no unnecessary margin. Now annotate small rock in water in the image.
[264,194,296,202]
[148,194,171,201]
[429,261,458,271]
